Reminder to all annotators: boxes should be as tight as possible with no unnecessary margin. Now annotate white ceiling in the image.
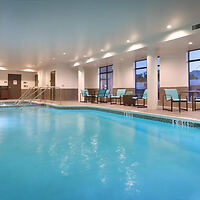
[0,0,200,70]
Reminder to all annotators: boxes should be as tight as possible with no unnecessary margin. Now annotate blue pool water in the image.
[0,107,200,200]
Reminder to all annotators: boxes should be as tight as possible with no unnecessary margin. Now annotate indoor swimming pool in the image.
[0,107,200,200]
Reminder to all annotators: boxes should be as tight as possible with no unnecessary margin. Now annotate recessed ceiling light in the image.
[167,25,172,29]
[100,49,104,52]
[63,52,66,55]
[188,42,193,45]
[126,40,130,43]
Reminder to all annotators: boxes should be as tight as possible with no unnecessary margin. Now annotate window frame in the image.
[135,57,160,98]
[99,65,113,91]
[188,48,200,94]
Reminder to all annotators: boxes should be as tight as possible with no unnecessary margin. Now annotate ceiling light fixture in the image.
[167,25,172,29]
[24,69,35,72]
[126,40,130,43]
[0,67,7,70]
[63,52,66,55]
[86,58,95,63]
[100,49,104,52]
[74,62,80,67]
[188,42,193,45]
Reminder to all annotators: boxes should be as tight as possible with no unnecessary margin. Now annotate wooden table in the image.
[181,90,200,111]
[123,95,136,106]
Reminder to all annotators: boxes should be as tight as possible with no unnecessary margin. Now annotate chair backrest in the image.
[126,91,133,95]
[164,89,179,101]
[116,89,126,97]
[98,89,106,97]
[142,89,147,99]
[81,89,89,97]
[105,89,110,97]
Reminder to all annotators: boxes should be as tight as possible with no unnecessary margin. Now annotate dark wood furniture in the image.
[123,95,136,106]
[181,90,200,111]
[0,86,8,99]
[163,89,188,112]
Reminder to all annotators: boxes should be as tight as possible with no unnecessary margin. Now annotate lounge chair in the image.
[194,97,200,111]
[105,89,110,103]
[163,89,188,112]
[95,89,107,103]
[80,89,91,102]
[132,89,147,107]
[110,89,126,105]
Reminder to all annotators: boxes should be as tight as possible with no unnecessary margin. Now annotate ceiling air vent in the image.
[192,23,200,30]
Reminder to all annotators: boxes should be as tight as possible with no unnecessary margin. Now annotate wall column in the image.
[147,46,158,110]
[78,66,85,102]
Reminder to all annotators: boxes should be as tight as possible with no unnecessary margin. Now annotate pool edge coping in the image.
[1,100,200,128]
[40,102,200,128]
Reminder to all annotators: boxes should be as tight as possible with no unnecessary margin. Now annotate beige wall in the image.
[85,67,98,89]
[160,49,188,88]
[38,63,78,89]
[37,46,192,96]
[0,70,36,89]
[113,56,135,89]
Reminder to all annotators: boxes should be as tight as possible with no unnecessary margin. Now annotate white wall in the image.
[0,70,36,89]
[113,56,135,89]
[56,64,78,89]
[37,63,78,88]
[37,46,190,92]
[160,49,188,87]
[84,67,98,89]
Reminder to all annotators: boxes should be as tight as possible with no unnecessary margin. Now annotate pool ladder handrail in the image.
[15,87,35,104]
[16,87,40,105]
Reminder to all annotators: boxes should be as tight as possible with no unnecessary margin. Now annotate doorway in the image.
[50,71,56,100]
[35,74,38,87]
[8,74,21,99]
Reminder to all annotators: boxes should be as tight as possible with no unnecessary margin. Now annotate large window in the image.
[188,49,200,98]
[135,57,160,98]
[99,65,113,93]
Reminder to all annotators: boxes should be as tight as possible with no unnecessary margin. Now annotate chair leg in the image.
[186,101,188,111]
[171,100,173,112]
[179,101,181,113]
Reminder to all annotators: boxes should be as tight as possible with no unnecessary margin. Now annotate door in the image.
[35,74,38,87]
[8,74,21,99]
[50,71,56,100]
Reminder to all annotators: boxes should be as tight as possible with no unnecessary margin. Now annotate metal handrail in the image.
[17,86,62,108]
[15,87,35,104]
[16,87,41,105]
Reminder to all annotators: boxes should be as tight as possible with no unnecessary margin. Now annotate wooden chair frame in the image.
[162,93,188,112]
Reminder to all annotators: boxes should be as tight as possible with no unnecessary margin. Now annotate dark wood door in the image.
[8,74,21,99]
[35,74,38,87]
[50,71,56,100]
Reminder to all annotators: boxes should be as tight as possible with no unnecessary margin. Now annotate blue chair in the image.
[95,89,107,103]
[194,97,200,111]
[80,89,91,102]
[163,89,188,112]
[110,89,126,105]
[132,89,147,107]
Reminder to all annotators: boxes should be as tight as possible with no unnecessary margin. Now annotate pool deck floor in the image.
[32,100,200,123]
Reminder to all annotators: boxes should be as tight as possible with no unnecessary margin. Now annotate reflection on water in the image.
[0,107,200,200]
